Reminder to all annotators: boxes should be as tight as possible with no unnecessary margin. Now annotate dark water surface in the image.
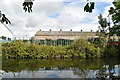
[1,58,120,79]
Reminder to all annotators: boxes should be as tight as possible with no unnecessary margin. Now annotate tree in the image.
[98,14,108,33]
[109,1,120,36]
[109,2,120,24]
[109,25,120,36]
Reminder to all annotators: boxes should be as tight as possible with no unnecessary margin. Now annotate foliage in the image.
[98,14,108,33]
[0,0,96,25]
[84,2,95,13]
[92,37,106,47]
[109,25,120,36]
[66,39,101,58]
[103,45,120,57]
[22,0,95,13]
[2,41,66,59]
[2,39,120,59]
[109,2,120,24]
[22,0,34,13]
[0,11,11,24]
[109,2,120,36]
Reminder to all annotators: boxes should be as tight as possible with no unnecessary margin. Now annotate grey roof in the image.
[35,31,97,36]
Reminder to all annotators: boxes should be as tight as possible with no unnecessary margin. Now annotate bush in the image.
[2,39,119,59]
[104,45,120,57]
[2,41,66,59]
[66,39,101,58]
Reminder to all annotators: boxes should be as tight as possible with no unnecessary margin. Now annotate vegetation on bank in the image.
[1,39,120,59]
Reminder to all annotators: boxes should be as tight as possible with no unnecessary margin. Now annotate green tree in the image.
[109,1,120,36]
[98,14,108,33]
[109,25,120,36]
[109,2,120,24]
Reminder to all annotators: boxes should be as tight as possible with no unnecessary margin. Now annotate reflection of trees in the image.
[73,69,89,78]
[2,59,100,72]
[96,58,119,79]
[2,58,120,78]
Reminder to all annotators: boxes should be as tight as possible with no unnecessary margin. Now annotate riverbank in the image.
[1,39,120,59]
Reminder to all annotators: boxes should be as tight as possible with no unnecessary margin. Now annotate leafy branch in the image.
[22,0,34,13]
[0,11,11,24]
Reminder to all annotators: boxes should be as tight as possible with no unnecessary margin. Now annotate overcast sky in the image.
[0,0,114,37]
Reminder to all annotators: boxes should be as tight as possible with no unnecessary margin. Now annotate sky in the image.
[0,0,114,38]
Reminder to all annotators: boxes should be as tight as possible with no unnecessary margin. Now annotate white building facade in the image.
[0,23,13,43]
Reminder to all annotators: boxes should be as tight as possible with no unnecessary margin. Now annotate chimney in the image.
[81,30,82,32]
[50,29,52,31]
[60,29,62,31]
[70,29,72,31]
[39,29,41,31]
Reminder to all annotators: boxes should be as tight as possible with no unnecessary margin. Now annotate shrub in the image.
[104,45,119,57]
[66,39,101,58]
[2,41,66,59]
[2,39,119,59]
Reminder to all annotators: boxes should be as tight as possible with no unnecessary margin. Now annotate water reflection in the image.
[1,58,120,79]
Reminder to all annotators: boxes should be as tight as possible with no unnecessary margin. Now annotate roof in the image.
[35,31,97,36]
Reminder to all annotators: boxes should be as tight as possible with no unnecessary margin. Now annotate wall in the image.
[32,35,98,40]
[0,23,13,43]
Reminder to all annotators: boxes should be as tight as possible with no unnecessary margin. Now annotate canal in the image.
[1,58,120,79]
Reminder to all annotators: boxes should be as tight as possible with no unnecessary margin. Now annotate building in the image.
[0,23,13,43]
[32,29,98,45]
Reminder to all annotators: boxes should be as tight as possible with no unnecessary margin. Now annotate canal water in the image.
[1,58,120,79]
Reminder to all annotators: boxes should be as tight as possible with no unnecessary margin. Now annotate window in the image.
[8,38,11,41]
[1,36,6,40]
